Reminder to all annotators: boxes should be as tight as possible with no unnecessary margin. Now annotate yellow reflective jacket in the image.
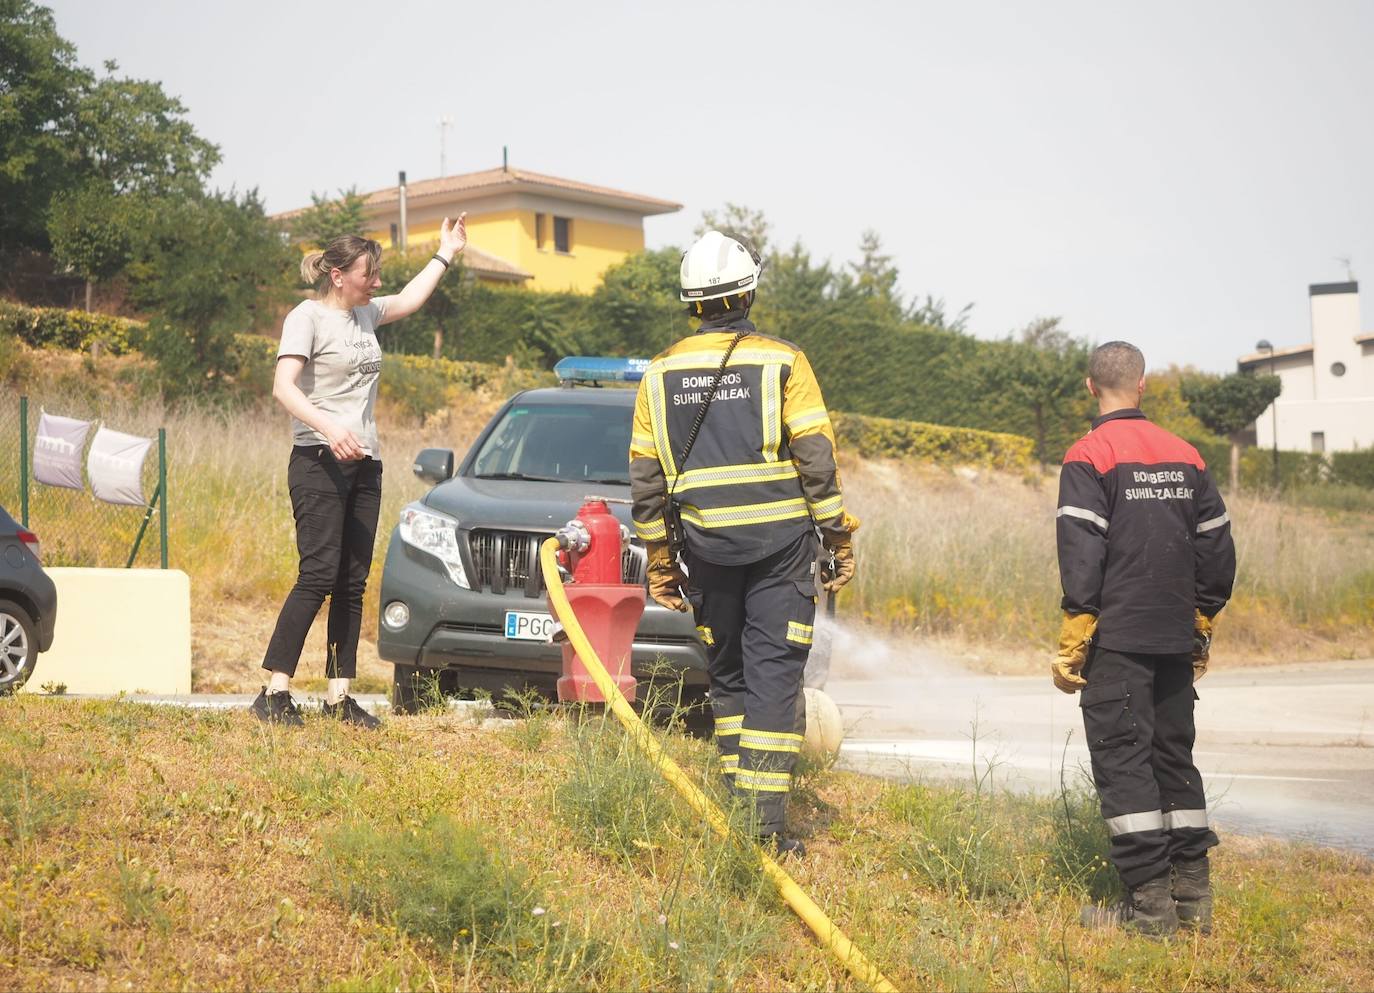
[629,318,848,566]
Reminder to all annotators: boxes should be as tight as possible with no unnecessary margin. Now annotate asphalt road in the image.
[828,655,1374,855]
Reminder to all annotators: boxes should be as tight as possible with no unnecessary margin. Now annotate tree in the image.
[126,189,294,399]
[73,61,219,196]
[1,5,220,265]
[46,180,144,310]
[835,230,904,324]
[590,247,687,356]
[696,203,770,257]
[982,317,1094,461]
[289,187,369,248]
[0,0,89,253]
[1182,372,1282,492]
[907,293,974,333]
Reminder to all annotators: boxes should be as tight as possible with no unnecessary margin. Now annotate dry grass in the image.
[4,346,1372,689]
[1,696,1371,992]
[843,457,1374,673]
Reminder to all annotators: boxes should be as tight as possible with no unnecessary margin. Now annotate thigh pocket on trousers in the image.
[1081,679,1138,749]
[786,580,819,647]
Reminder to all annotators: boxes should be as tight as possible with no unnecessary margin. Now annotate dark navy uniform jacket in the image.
[1056,408,1236,654]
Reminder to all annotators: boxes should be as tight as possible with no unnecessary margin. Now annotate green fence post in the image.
[159,428,168,569]
[126,484,159,568]
[19,395,29,528]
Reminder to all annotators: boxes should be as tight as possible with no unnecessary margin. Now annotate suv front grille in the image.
[466,529,647,597]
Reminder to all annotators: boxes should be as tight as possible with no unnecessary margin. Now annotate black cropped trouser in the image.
[1080,647,1219,888]
[262,446,382,680]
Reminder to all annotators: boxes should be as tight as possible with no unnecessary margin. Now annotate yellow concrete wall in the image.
[368,209,645,293]
[23,568,192,695]
[517,213,645,292]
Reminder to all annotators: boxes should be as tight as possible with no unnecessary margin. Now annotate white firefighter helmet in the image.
[680,230,761,303]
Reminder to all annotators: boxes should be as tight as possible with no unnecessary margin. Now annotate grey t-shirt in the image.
[277,297,389,458]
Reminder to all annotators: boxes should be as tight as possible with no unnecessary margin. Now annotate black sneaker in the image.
[759,833,807,859]
[251,687,304,726]
[322,695,381,729]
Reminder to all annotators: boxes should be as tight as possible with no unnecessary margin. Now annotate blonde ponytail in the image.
[300,251,328,287]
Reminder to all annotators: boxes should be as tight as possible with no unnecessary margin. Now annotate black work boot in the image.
[1081,873,1179,938]
[1172,857,1213,934]
[321,695,381,729]
[251,687,304,727]
[759,832,807,859]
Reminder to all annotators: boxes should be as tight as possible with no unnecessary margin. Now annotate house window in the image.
[1311,431,1326,454]
[535,213,546,250]
[554,216,572,254]
[390,223,398,247]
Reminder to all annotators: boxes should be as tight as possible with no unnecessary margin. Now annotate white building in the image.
[1236,282,1374,453]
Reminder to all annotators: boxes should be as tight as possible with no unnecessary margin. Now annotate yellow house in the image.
[276,165,681,293]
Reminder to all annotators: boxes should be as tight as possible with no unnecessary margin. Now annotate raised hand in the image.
[438,213,467,259]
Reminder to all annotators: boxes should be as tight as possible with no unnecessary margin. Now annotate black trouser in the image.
[687,531,817,835]
[1080,647,1219,888]
[262,446,382,680]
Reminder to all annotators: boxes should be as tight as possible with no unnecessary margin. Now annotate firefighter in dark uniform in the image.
[630,230,858,855]
[1055,340,1236,937]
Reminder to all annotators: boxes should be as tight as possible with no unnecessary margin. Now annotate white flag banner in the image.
[33,412,93,489]
[87,426,154,506]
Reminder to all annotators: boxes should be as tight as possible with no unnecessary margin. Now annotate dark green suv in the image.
[377,363,831,713]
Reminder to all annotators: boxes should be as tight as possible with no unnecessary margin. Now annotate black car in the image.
[0,506,57,695]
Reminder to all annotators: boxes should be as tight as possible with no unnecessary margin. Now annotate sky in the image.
[45,0,1374,372]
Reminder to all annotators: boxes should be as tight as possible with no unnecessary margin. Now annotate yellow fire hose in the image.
[539,539,895,992]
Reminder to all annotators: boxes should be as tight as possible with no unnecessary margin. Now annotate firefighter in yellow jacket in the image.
[630,231,859,855]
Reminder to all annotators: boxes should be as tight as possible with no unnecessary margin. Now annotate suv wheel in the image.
[0,599,38,696]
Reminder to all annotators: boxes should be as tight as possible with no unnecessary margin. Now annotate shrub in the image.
[832,411,1034,470]
[0,301,139,354]
[555,714,673,864]
[318,815,544,951]
[1330,447,1374,489]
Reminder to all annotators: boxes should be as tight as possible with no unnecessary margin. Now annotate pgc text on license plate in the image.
[504,610,559,642]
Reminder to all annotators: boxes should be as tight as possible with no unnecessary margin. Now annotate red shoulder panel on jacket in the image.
[1063,419,1205,472]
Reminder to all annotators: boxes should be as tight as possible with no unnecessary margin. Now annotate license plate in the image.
[504,610,558,642]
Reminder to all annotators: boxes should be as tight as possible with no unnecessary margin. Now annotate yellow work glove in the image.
[820,513,860,593]
[645,540,688,612]
[1052,612,1097,694]
[1192,609,1213,683]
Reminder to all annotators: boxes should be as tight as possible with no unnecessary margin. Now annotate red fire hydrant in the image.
[550,499,644,703]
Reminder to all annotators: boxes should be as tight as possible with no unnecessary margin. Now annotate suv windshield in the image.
[469,401,633,484]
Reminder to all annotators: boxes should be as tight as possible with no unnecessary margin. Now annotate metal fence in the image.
[2,395,168,568]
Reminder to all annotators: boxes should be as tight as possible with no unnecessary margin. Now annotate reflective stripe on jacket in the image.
[1056,408,1236,653]
[629,318,847,566]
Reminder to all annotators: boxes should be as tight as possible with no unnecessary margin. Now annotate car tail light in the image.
[17,528,40,563]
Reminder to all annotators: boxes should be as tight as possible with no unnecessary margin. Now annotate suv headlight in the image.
[398,503,470,588]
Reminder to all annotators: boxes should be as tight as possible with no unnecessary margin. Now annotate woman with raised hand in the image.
[252,216,466,727]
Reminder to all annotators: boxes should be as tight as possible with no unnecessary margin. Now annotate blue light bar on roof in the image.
[554,356,650,383]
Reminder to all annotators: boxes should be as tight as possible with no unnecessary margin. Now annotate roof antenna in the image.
[503,145,508,172]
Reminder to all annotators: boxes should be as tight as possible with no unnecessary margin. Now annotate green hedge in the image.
[832,411,1035,470]
[1330,448,1374,488]
[0,301,140,355]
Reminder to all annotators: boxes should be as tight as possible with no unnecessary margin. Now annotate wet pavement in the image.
[828,656,1374,855]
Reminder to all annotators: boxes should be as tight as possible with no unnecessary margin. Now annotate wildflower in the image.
[658,914,668,926]
[669,941,679,950]
[532,906,546,916]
